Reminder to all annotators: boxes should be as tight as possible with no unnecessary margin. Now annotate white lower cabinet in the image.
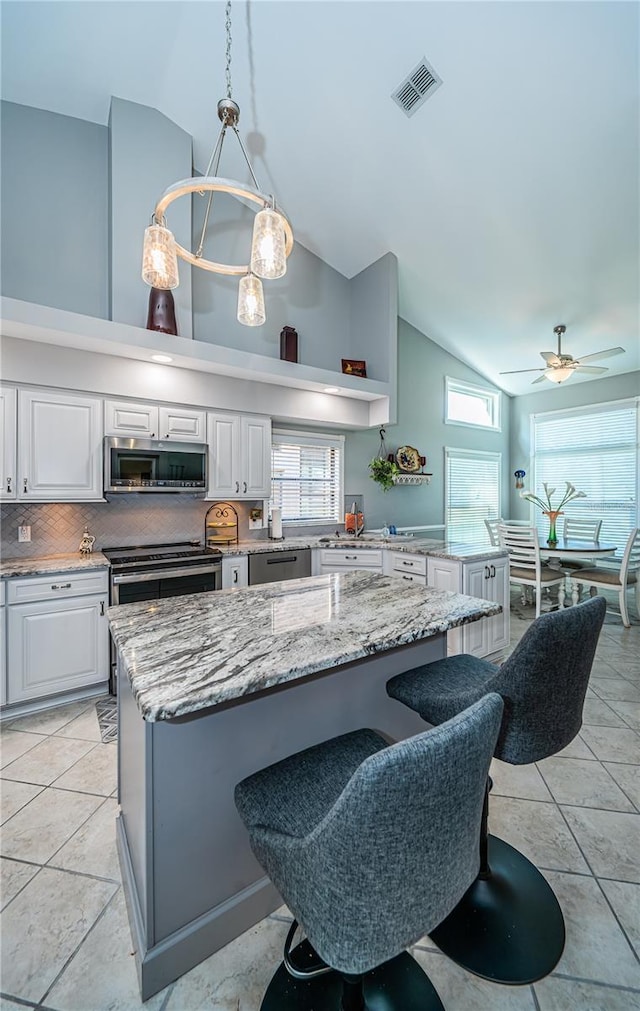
[0,581,6,707]
[427,555,509,660]
[317,548,383,574]
[386,551,427,585]
[6,570,109,705]
[222,556,248,590]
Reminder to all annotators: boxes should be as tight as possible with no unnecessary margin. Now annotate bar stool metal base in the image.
[430,834,565,985]
[260,941,444,1010]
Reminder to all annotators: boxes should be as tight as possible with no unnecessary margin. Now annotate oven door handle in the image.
[112,564,222,585]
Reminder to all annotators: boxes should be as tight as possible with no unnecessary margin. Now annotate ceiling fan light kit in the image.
[140,0,293,326]
[500,324,625,386]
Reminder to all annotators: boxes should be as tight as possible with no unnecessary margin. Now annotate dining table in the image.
[539,537,617,607]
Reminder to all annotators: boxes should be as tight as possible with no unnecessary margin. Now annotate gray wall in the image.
[509,370,640,519]
[342,319,511,530]
[1,101,108,318]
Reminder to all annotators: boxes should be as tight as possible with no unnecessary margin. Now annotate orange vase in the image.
[543,510,563,545]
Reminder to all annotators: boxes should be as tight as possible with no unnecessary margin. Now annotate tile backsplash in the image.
[0,498,343,559]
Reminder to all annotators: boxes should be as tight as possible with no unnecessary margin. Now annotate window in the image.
[445,377,501,431]
[445,448,501,543]
[531,400,639,554]
[271,430,344,524]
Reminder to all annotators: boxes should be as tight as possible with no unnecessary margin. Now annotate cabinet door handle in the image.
[164,433,169,438]
[235,481,240,493]
[243,481,247,493]
[150,433,155,438]
[490,564,496,578]
[233,569,238,583]
[23,478,28,492]
[100,600,105,615]
[484,566,490,579]
[51,583,72,590]
[6,477,11,493]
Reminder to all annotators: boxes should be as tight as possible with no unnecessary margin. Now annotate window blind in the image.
[445,449,501,544]
[532,401,639,554]
[271,432,343,523]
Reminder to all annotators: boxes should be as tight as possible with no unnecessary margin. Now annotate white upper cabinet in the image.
[0,386,17,501]
[18,390,103,501]
[105,399,206,442]
[207,412,271,500]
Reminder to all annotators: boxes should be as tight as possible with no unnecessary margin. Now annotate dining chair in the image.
[575,527,640,627]
[560,516,604,572]
[499,523,565,617]
[484,517,504,546]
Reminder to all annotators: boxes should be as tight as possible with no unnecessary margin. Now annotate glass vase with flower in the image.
[520,482,587,545]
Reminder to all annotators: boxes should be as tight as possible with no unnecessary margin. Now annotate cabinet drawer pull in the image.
[345,555,357,560]
[6,477,11,493]
[51,583,72,590]
[402,560,414,567]
[402,574,413,581]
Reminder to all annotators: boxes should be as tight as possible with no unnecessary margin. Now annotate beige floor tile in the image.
[603,762,640,810]
[537,756,635,812]
[0,730,47,769]
[490,758,553,802]
[607,701,640,731]
[591,678,640,703]
[1,786,102,864]
[0,998,34,1011]
[165,915,288,1011]
[599,879,640,957]
[0,857,39,910]
[54,705,102,743]
[489,795,589,873]
[45,888,166,1011]
[412,949,536,1010]
[0,778,43,824]
[545,870,640,987]
[535,976,640,1010]
[0,865,116,1004]
[562,806,640,883]
[581,697,628,728]
[579,725,640,764]
[53,743,116,796]
[3,700,92,736]
[555,735,597,760]
[51,798,120,881]
[591,659,627,678]
[2,736,95,786]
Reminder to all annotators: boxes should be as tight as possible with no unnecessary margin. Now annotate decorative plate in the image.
[396,445,421,472]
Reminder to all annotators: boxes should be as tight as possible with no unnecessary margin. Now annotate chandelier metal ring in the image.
[153,177,294,277]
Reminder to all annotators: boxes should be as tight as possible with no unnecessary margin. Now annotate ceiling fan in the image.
[499,324,626,385]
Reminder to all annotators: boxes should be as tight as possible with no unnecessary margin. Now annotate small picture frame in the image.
[341,358,367,378]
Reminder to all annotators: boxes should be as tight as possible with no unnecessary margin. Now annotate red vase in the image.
[146,288,178,335]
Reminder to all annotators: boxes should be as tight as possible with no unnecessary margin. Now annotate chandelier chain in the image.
[225,0,232,99]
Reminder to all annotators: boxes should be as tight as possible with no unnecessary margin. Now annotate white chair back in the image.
[499,524,542,577]
[484,517,504,546]
[621,527,640,581]
[563,516,603,541]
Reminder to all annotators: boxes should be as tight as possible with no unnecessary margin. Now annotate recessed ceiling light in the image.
[324,386,339,394]
[151,354,173,364]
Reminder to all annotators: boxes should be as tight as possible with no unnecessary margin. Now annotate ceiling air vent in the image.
[392,58,442,118]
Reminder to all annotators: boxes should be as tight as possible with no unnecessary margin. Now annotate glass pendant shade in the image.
[142,224,179,289]
[237,273,266,326]
[250,208,287,279]
[545,367,574,384]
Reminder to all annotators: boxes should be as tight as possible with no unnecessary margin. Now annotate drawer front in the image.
[390,552,427,576]
[393,570,426,585]
[319,549,383,568]
[7,570,109,604]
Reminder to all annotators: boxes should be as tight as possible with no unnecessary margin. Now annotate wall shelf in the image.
[393,474,432,486]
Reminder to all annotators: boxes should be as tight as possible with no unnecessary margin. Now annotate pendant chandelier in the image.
[141,0,293,326]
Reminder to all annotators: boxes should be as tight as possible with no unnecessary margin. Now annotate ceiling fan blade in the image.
[531,374,549,384]
[540,352,561,366]
[499,368,545,375]
[575,347,625,364]
[573,365,609,375]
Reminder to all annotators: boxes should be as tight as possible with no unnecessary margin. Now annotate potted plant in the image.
[369,456,399,492]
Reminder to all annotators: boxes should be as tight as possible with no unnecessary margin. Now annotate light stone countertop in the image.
[108,570,502,722]
[0,552,110,579]
[216,535,507,563]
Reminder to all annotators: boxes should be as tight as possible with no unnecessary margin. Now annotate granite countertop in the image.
[108,570,502,722]
[217,536,507,563]
[0,552,110,579]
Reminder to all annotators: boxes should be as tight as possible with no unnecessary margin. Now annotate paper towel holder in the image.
[268,506,285,541]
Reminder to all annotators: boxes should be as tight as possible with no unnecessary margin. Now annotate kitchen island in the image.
[109,571,501,999]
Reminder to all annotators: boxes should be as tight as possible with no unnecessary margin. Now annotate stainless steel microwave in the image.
[104,437,207,493]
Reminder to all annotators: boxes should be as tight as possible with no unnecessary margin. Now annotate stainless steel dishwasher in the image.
[248,548,312,585]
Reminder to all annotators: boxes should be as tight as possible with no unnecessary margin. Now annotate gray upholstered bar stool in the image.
[386,596,606,987]
[235,694,504,1011]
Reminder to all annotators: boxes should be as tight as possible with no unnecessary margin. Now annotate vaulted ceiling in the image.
[2,1,638,394]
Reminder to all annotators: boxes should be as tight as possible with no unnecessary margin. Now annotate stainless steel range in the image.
[102,540,222,693]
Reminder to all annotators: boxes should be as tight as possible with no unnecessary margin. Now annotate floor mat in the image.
[95,696,117,744]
